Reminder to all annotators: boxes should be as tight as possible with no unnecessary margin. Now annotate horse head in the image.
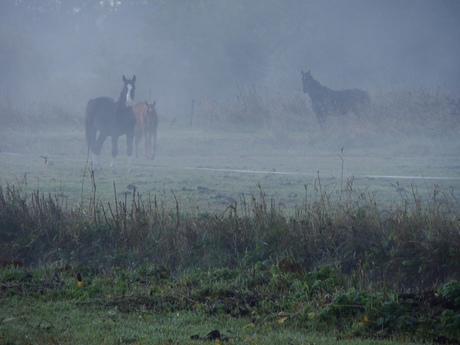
[121,75,136,107]
[144,101,158,130]
[145,100,156,115]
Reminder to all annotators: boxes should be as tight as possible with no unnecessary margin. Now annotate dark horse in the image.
[85,75,136,172]
[301,70,370,127]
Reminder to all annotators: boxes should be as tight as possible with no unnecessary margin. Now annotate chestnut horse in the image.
[85,75,136,172]
[134,101,158,160]
[301,70,370,127]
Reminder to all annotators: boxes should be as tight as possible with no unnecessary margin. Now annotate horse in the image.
[85,75,136,172]
[301,70,370,127]
[134,101,158,160]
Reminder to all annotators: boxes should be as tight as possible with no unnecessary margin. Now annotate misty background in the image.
[1,0,459,120]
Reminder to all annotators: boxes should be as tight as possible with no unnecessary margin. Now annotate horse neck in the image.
[115,89,128,110]
[308,75,322,90]
[307,77,329,99]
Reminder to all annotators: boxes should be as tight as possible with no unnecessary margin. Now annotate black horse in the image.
[85,75,136,172]
[301,70,370,127]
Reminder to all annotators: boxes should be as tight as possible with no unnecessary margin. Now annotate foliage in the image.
[0,102,81,130]
[0,162,459,343]
[198,84,460,142]
[1,172,459,291]
[1,69,460,343]
[1,261,459,343]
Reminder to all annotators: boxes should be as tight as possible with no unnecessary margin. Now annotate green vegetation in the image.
[1,87,460,343]
[1,175,459,343]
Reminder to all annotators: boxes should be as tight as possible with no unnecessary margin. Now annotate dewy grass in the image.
[1,180,459,344]
[2,296,402,345]
[1,262,459,343]
[1,175,459,289]
[1,84,460,343]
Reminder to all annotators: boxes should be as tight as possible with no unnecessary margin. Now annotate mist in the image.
[1,0,459,117]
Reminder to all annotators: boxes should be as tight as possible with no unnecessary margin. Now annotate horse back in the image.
[334,88,370,116]
[353,88,370,104]
[86,97,115,123]
[87,96,135,135]
[134,102,147,133]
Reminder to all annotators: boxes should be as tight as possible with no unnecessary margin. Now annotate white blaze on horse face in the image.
[125,84,134,106]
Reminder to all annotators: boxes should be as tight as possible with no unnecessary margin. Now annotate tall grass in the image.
[369,87,460,137]
[0,101,81,130]
[197,85,460,143]
[198,86,311,135]
[1,172,458,291]
[1,84,459,287]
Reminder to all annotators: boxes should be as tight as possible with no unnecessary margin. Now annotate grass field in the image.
[1,88,460,343]
[1,116,459,214]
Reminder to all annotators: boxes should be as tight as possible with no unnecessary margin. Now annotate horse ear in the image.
[132,75,136,83]
[122,75,127,83]
[153,101,156,107]
[144,100,148,106]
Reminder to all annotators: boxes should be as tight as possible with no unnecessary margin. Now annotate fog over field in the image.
[1,1,460,212]
[2,6,460,342]
[1,0,459,115]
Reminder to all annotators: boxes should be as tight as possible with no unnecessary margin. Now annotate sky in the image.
[1,0,459,116]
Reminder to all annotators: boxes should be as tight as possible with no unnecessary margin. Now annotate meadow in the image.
[1,87,459,213]
[1,87,460,344]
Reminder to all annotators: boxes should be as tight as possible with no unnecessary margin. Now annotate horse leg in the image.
[149,132,154,160]
[142,128,148,160]
[111,135,119,173]
[147,132,152,160]
[85,119,99,170]
[126,131,135,172]
[313,109,326,129]
[134,125,142,159]
[92,154,101,171]
[151,129,157,160]
[89,144,102,172]
[86,121,97,153]
[92,132,107,171]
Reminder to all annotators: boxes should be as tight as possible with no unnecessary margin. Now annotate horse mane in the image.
[306,71,322,88]
[115,86,128,111]
[303,71,330,99]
